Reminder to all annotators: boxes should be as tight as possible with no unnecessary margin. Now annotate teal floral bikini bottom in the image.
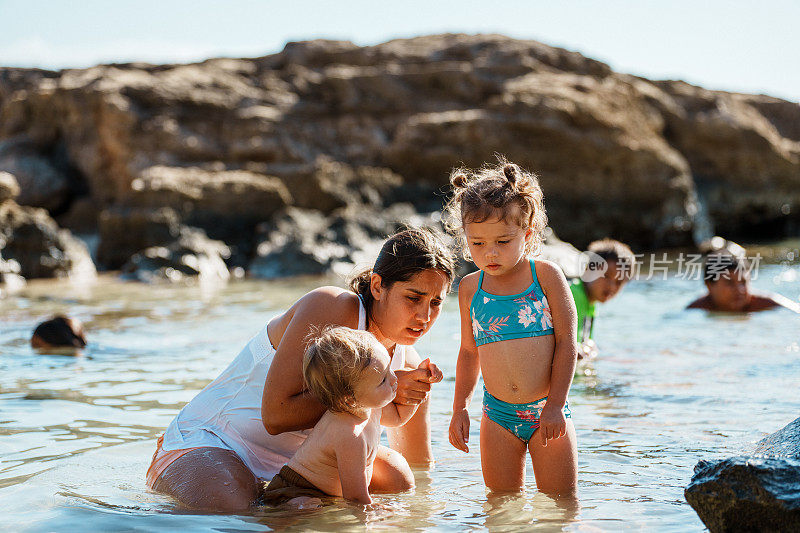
[482,386,572,443]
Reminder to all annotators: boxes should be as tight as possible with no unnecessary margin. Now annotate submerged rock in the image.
[685,417,800,532]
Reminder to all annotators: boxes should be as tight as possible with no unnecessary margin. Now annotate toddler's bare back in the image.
[287,409,382,497]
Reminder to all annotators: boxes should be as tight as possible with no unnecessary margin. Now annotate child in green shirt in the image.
[570,239,635,359]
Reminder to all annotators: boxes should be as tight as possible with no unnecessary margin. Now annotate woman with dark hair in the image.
[146,228,456,511]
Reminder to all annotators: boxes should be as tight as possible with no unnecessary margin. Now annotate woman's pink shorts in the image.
[145,434,203,489]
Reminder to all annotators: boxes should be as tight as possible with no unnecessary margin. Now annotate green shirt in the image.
[569,278,596,343]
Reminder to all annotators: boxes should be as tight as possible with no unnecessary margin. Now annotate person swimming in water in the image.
[31,316,87,350]
[686,250,800,313]
[569,239,636,359]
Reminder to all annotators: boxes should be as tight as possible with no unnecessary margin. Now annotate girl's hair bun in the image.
[503,164,517,187]
[451,173,468,188]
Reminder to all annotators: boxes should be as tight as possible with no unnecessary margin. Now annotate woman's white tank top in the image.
[160,297,407,480]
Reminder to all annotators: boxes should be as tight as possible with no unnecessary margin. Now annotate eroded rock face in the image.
[652,82,800,242]
[126,165,291,240]
[0,137,73,211]
[1,34,798,277]
[250,207,349,279]
[249,204,438,279]
[685,417,800,532]
[121,228,230,283]
[96,207,183,269]
[0,200,95,279]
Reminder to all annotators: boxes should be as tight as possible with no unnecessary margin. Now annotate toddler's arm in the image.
[449,275,481,453]
[381,357,442,427]
[380,398,416,427]
[335,433,372,504]
[536,260,578,446]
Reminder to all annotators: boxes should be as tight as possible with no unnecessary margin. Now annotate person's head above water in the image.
[31,315,87,350]
[349,228,456,345]
[686,247,800,313]
[445,158,547,261]
[303,326,397,415]
[702,251,752,312]
[583,239,636,304]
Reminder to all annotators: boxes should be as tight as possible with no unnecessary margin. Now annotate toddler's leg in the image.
[369,445,415,493]
[480,415,528,492]
[528,419,578,496]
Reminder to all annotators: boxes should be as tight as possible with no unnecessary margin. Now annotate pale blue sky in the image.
[1,0,798,102]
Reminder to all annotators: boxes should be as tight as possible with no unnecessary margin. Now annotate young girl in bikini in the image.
[446,160,579,495]
[260,326,418,505]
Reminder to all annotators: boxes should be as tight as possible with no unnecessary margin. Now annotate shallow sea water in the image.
[1,262,799,531]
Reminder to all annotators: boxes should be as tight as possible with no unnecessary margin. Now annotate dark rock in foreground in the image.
[685,417,800,532]
[754,416,800,458]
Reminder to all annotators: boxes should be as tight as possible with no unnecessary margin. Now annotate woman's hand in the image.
[448,408,470,453]
[393,358,442,406]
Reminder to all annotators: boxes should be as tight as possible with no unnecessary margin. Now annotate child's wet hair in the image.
[444,157,547,259]
[587,239,636,280]
[302,326,379,414]
[31,315,87,348]
[349,228,455,324]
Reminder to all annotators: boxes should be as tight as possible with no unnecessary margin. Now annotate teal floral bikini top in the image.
[470,259,554,347]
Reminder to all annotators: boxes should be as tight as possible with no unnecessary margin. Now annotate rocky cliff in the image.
[1,34,798,280]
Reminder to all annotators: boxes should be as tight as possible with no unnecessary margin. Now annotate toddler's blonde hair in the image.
[303,326,378,414]
[444,157,547,260]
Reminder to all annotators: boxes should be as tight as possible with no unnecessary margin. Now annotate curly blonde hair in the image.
[302,326,379,414]
[444,158,548,260]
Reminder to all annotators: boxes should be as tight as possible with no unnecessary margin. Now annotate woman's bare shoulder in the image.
[290,287,361,326]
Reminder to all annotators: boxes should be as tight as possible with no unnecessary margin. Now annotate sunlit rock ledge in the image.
[1,34,798,281]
